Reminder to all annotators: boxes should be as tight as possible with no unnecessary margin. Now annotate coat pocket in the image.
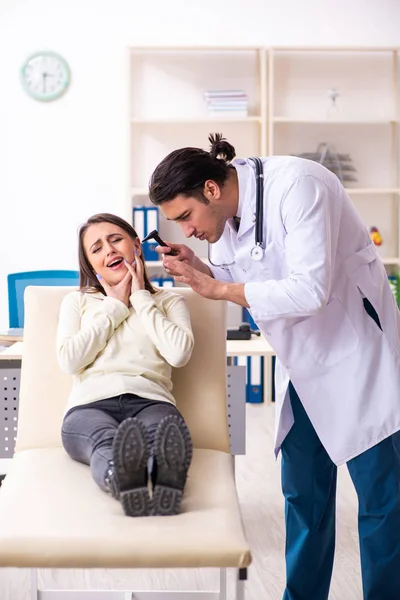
[292,298,359,367]
[256,240,287,280]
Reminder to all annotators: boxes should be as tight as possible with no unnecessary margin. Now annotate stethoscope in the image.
[208,157,265,268]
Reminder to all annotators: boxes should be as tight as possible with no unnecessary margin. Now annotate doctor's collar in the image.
[231,158,254,220]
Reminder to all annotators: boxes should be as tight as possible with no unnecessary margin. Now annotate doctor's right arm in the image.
[56,292,130,375]
[158,242,234,282]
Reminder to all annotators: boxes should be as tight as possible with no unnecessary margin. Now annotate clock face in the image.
[20,51,71,101]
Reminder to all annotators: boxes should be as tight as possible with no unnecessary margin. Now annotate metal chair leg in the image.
[31,568,38,600]
[236,568,247,600]
[220,567,227,600]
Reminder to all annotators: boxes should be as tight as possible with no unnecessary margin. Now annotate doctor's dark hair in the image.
[78,212,156,295]
[149,133,236,205]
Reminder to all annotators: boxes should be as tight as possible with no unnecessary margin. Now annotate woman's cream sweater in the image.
[56,289,194,411]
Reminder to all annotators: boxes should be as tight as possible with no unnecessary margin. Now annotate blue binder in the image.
[133,206,146,239]
[242,307,258,330]
[150,275,174,288]
[247,356,264,403]
[235,355,264,403]
[160,276,174,288]
[242,309,266,402]
[143,207,159,261]
[133,206,159,261]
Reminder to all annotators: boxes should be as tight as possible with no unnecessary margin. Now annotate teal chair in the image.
[7,270,79,328]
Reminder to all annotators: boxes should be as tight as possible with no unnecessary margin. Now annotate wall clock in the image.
[20,51,71,102]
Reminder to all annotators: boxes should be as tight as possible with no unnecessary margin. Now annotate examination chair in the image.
[0,286,251,599]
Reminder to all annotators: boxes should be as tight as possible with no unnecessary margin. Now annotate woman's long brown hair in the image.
[78,213,156,295]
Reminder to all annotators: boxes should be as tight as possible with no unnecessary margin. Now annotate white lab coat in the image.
[209,157,400,465]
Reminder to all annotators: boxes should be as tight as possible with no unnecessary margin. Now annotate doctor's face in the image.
[160,195,227,244]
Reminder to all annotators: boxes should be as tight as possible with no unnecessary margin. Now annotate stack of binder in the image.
[150,275,174,288]
[132,205,159,261]
[203,90,249,118]
[232,355,264,404]
[240,308,264,403]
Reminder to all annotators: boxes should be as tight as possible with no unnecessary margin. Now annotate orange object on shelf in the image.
[370,226,383,246]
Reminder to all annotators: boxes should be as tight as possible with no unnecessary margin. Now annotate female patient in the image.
[56,213,194,517]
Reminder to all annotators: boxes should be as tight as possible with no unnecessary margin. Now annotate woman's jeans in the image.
[62,394,182,492]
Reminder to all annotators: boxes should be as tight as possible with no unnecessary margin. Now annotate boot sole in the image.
[112,417,151,517]
[152,414,193,516]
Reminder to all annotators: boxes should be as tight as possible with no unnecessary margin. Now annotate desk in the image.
[1,336,274,357]
[1,338,276,398]
[0,329,24,345]
[226,336,275,403]
[0,342,24,361]
[226,335,274,356]
[0,344,22,476]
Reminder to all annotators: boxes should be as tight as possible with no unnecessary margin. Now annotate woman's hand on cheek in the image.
[97,270,132,307]
[124,252,145,295]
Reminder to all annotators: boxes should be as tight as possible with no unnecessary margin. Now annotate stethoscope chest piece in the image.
[250,245,264,261]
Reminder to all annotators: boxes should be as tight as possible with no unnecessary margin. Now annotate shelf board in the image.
[345,188,400,195]
[144,257,399,267]
[272,117,399,124]
[132,187,400,198]
[144,261,164,268]
[132,188,149,197]
[130,46,264,53]
[145,257,399,268]
[145,258,209,268]
[131,116,262,124]
[271,46,400,53]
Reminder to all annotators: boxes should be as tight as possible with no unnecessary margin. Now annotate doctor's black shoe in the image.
[152,414,193,516]
[112,417,152,517]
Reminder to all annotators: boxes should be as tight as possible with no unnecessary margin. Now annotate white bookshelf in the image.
[128,46,267,269]
[272,117,399,124]
[268,46,400,272]
[128,45,400,275]
[131,117,262,124]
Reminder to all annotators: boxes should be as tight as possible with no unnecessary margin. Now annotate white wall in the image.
[1,0,400,326]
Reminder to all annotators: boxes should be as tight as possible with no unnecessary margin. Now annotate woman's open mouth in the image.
[107,258,124,271]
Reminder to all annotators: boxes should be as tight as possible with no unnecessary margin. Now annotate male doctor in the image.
[148,133,400,600]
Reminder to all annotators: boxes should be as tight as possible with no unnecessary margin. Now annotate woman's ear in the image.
[134,239,142,257]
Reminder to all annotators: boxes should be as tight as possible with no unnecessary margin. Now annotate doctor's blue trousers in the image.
[281,383,400,600]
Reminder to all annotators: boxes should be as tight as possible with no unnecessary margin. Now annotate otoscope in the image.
[141,229,179,256]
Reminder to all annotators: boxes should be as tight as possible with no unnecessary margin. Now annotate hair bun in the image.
[208,133,236,163]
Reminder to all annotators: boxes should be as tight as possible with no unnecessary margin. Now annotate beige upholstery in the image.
[0,286,251,569]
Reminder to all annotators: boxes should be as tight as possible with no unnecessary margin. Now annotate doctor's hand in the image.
[171,260,223,300]
[156,242,196,275]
